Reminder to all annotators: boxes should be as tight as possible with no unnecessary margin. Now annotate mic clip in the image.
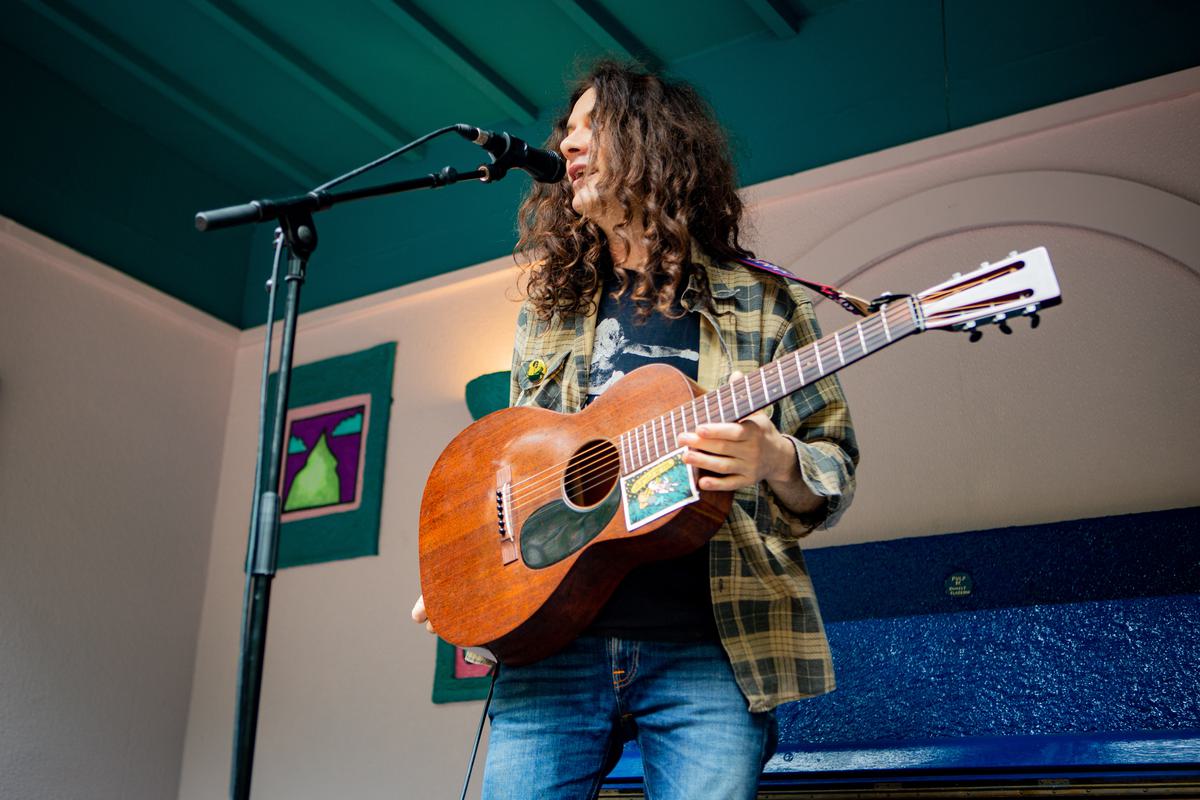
[476,132,518,183]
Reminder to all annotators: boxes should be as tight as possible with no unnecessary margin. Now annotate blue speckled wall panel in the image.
[604,507,1200,785]
[773,595,1199,752]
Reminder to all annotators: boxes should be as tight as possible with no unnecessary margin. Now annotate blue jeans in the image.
[482,637,776,800]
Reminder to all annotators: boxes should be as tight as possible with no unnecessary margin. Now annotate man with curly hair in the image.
[415,61,858,800]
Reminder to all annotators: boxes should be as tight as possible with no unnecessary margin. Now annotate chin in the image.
[572,198,600,220]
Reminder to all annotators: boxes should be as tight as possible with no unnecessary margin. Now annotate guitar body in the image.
[419,364,732,666]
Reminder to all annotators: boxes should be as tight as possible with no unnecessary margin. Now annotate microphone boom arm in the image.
[195,165,488,233]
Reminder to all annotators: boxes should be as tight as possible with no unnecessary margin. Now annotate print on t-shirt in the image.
[589,317,699,395]
[586,284,701,405]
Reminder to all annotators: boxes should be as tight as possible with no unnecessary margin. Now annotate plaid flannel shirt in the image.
[509,251,859,711]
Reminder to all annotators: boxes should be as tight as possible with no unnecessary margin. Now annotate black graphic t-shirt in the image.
[584,276,718,641]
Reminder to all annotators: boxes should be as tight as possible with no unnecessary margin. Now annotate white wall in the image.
[176,67,1200,800]
[0,219,237,799]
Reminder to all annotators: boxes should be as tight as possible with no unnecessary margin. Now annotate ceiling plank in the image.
[743,0,803,37]
[551,0,662,72]
[370,0,538,126]
[187,0,422,161]
[18,0,320,187]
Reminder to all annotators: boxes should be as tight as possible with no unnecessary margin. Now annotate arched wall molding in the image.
[786,171,1200,292]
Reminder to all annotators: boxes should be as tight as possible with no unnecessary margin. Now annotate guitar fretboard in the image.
[618,297,921,474]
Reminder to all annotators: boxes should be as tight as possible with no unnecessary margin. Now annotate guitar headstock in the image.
[917,247,1061,334]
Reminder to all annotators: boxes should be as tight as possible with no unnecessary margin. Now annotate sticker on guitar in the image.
[620,447,700,530]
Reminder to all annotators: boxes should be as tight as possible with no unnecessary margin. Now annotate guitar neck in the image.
[618,297,923,475]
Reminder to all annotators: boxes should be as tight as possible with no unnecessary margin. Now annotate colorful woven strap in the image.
[735,256,872,317]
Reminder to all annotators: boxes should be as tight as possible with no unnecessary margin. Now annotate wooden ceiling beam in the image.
[552,0,662,72]
[188,0,422,162]
[373,0,538,126]
[18,0,321,187]
[743,0,803,37]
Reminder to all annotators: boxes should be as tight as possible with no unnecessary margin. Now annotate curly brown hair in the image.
[515,60,754,321]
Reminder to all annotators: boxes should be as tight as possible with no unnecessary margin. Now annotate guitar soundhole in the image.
[563,439,620,509]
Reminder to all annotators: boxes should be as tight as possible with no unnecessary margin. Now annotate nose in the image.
[560,126,588,158]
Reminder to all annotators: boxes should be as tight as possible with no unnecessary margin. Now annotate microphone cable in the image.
[457,665,499,800]
[313,125,461,194]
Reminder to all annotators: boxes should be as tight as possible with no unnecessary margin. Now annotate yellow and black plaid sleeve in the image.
[769,281,859,534]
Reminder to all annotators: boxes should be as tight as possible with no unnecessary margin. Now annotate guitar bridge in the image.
[496,466,517,565]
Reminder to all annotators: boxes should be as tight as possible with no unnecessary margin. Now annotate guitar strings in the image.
[506,303,914,510]
[505,300,913,501]
[506,304,914,513]
[505,303,913,507]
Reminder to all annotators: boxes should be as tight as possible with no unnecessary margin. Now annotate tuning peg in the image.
[999,321,1013,335]
[969,329,983,343]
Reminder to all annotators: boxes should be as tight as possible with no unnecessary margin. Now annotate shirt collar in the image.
[682,245,739,309]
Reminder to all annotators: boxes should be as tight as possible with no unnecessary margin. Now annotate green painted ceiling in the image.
[4,0,1198,328]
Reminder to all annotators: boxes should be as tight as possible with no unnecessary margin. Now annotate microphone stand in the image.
[198,130,531,800]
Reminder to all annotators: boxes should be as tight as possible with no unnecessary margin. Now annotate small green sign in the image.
[945,571,974,597]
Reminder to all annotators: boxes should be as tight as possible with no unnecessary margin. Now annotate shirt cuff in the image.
[780,435,855,532]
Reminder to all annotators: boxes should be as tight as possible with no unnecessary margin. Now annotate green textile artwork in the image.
[258,342,396,568]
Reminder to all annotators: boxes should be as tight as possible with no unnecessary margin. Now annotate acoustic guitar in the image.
[419,247,1061,665]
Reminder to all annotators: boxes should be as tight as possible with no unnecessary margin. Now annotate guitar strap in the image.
[734,256,874,317]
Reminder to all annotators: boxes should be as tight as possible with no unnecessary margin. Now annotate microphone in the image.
[454,124,566,183]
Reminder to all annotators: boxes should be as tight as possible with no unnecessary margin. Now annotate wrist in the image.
[766,432,801,485]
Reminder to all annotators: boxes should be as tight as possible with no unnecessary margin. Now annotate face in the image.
[560,87,607,220]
